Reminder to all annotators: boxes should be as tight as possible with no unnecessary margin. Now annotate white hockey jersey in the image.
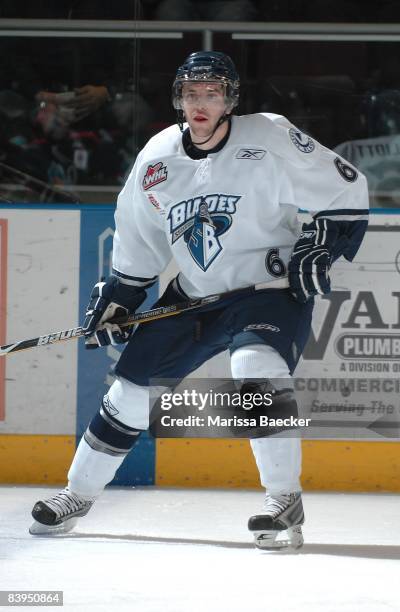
[113,113,369,298]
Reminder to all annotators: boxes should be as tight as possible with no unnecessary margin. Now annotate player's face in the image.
[181,82,227,137]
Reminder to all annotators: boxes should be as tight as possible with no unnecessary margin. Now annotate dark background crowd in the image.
[1,0,400,205]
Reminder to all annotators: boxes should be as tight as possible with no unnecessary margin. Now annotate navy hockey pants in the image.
[115,281,314,386]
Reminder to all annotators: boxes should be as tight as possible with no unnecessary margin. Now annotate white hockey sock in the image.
[230,343,302,495]
[67,378,161,499]
[68,436,126,499]
[250,436,302,495]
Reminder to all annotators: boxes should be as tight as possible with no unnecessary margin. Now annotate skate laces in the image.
[44,487,88,518]
[262,493,296,518]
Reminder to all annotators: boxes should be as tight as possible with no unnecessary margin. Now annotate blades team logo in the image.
[142,162,168,190]
[289,128,315,153]
[187,202,221,271]
[168,193,241,271]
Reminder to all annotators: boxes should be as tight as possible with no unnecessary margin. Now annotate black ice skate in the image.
[248,492,304,550]
[29,487,94,535]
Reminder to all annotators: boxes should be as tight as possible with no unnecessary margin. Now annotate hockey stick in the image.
[0,280,288,357]
[0,161,80,204]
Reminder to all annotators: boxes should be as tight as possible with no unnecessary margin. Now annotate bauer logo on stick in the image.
[38,328,81,345]
[142,162,168,190]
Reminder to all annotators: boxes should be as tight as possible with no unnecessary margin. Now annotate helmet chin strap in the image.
[177,109,231,144]
[190,112,230,146]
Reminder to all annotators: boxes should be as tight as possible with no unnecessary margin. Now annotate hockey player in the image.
[30,51,369,549]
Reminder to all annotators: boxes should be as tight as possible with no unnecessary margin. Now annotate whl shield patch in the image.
[143,162,168,190]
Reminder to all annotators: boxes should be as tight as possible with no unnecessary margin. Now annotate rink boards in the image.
[0,204,399,491]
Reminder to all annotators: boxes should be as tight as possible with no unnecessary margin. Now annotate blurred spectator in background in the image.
[334,41,400,208]
[0,0,156,194]
[36,86,112,127]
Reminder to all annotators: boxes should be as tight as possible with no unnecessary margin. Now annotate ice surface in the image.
[1,487,399,611]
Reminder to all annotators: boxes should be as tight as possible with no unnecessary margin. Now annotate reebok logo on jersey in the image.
[289,128,315,153]
[142,162,168,190]
[236,148,266,160]
[168,193,241,271]
[243,323,280,333]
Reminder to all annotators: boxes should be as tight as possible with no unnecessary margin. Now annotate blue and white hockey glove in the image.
[82,276,147,349]
[288,218,340,303]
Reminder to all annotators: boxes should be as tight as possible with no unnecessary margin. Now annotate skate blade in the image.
[254,525,304,550]
[29,517,78,536]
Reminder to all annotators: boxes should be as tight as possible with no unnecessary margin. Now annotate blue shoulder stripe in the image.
[314,208,369,220]
[112,268,157,287]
